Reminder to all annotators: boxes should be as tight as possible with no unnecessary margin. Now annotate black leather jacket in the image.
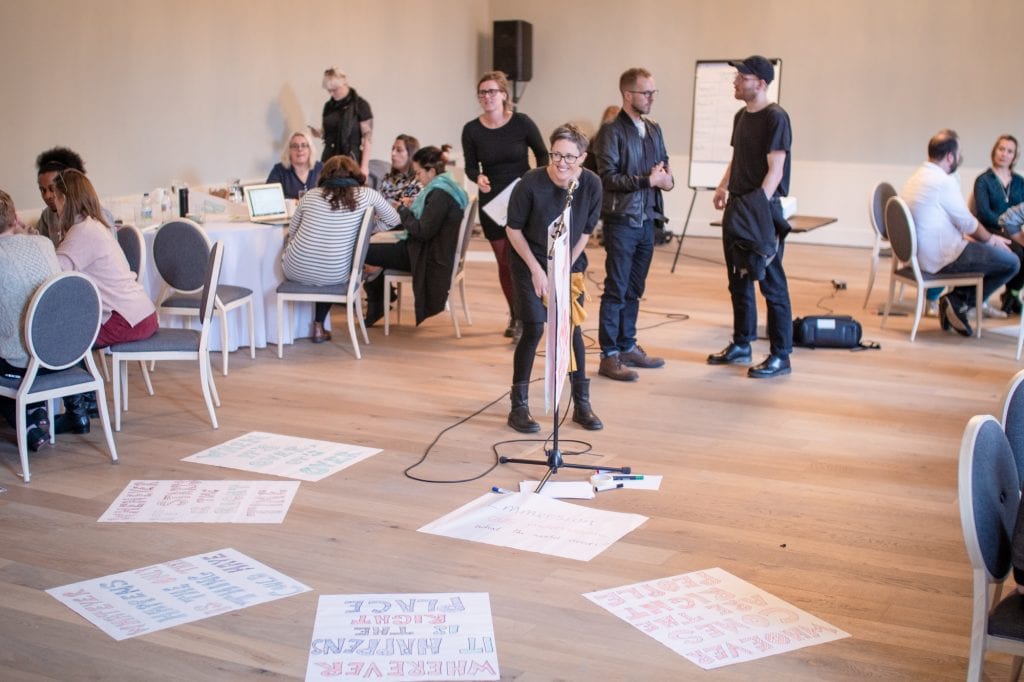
[592,110,670,228]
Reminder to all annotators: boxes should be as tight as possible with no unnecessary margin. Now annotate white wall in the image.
[2,0,1017,248]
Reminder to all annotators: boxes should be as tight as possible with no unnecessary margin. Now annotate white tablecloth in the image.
[142,219,321,351]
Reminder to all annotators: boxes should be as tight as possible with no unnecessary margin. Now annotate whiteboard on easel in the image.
[688,59,782,190]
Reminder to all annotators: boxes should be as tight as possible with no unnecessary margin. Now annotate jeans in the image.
[723,234,793,358]
[938,241,1021,309]
[599,220,654,356]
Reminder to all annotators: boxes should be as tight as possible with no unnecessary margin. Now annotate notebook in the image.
[243,183,289,224]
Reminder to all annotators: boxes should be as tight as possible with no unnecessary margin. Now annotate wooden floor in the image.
[1,234,1020,681]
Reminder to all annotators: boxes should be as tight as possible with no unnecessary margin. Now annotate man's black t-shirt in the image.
[727,103,792,198]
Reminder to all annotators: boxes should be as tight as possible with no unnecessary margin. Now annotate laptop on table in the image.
[243,183,289,224]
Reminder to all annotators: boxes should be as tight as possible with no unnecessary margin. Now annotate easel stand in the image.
[670,187,707,273]
[499,182,631,492]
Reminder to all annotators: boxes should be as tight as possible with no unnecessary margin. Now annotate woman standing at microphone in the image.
[462,71,549,341]
[504,124,603,434]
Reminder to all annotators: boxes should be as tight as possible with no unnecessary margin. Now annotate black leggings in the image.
[512,322,587,384]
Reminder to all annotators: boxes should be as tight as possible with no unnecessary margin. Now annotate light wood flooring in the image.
[1,234,1020,681]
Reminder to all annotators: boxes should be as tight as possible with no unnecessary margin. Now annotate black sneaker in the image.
[942,296,972,337]
[938,297,951,332]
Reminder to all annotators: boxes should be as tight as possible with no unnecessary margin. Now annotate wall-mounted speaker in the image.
[493,20,532,82]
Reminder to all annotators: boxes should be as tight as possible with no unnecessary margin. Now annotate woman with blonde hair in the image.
[267,130,323,199]
[461,70,548,341]
[310,67,374,178]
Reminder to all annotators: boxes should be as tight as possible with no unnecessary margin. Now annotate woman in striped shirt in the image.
[282,155,399,342]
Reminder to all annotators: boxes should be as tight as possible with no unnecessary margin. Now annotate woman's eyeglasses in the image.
[477,88,503,98]
[549,152,580,165]
[289,143,310,150]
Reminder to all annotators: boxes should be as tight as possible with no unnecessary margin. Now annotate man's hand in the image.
[530,265,548,299]
[989,233,1013,251]
[713,187,728,210]
[649,162,673,190]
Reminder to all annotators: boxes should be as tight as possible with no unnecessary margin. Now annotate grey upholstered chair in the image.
[367,159,390,191]
[999,370,1024,483]
[384,197,478,338]
[110,242,224,431]
[958,414,1024,681]
[863,182,896,308]
[153,219,255,375]
[881,196,983,340]
[97,224,153,385]
[276,207,373,359]
[0,272,118,483]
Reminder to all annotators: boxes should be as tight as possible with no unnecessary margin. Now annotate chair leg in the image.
[199,353,219,429]
[449,299,461,338]
[97,348,111,382]
[113,358,124,432]
[863,245,879,309]
[384,277,393,336]
[975,284,983,339]
[396,281,403,326]
[93,383,119,464]
[247,299,256,359]
[16,398,30,483]
[910,287,924,341]
[140,361,154,395]
[277,298,285,359]
[207,354,221,408]
[219,308,229,376]
[347,297,362,360]
[459,278,472,325]
[356,291,369,344]
[1010,655,1023,682]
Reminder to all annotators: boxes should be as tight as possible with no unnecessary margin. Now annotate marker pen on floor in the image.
[612,475,644,480]
[594,483,625,493]
[491,486,515,494]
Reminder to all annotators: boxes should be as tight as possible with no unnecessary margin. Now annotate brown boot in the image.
[312,322,331,344]
[598,355,638,382]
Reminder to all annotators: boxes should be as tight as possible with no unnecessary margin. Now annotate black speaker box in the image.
[493,20,532,82]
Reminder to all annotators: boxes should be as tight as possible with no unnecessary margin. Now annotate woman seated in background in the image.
[267,130,323,200]
[363,146,468,328]
[372,134,423,232]
[282,155,400,343]
[0,190,61,452]
[54,170,157,434]
[974,134,1024,314]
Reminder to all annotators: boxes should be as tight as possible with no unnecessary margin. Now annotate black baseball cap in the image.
[729,56,774,84]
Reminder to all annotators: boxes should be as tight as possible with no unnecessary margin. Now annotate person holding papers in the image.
[462,71,549,342]
[266,131,323,200]
[282,156,399,343]
[504,124,603,433]
[362,146,468,328]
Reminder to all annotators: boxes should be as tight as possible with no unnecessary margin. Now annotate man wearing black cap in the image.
[708,55,794,378]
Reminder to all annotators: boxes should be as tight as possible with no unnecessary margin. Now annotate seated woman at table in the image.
[372,134,422,232]
[974,134,1024,313]
[267,130,323,200]
[54,170,158,433]
[0,189,60,452]
[505,123,603,433]
[282,155,400,343]
[362,146,468,328]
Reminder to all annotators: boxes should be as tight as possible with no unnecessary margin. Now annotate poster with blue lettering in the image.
[46,548,311,641]
[584,568,849,669]
[306,593,499,681]
[98,480,300,523]
[182,431,381,481]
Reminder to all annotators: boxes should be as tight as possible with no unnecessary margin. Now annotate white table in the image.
[142,219,322,351]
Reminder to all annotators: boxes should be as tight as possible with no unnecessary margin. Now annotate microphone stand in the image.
[500,179,631,492]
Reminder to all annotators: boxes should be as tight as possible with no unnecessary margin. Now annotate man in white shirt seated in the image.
[901,129,1020,336]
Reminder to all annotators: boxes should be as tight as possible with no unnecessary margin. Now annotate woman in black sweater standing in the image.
[461,71,548,341]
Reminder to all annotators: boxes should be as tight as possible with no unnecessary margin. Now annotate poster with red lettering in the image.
[306,593,500,681]
[584,568,848,669]
[98,480,300,523]
[46,548,310,641]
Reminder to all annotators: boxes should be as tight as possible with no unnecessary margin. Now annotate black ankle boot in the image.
[571,378,603,430]
[507,382,540,433]
[55,393,91,435]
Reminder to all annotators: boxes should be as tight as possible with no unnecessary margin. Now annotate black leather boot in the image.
[571,378,603,430]
[507,382,540,433]
[54,393,91,435]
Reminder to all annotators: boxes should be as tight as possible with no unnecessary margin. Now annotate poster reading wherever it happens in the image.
[306,593,500,681]
[47,548,310,641]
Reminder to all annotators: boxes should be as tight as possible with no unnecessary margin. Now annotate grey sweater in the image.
[0,234,60,368]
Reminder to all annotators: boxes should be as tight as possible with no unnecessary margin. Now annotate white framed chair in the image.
[958,414,1024,681]
[384,197,478,338]
[98,224,153,386]
[276,208,373,359]
[863,182,897,308]
[110,242,224,431]
[0,272,118,483]
[152,219,255,376]
[881,196,983,340]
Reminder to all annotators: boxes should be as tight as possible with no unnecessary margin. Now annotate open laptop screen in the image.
[244,183,288,222]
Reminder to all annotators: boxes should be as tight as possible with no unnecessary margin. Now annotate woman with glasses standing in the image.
[461,71,549,342]
[504,124,603,434]
[267,131,323,200]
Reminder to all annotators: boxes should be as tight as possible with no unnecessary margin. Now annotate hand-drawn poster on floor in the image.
[182,431,381,481]
[47,548,311,641]
[544,208,571,414]
[306,593,500,681]
[418,491,646,561]
[98,480,300,523]
[584,568,848,669]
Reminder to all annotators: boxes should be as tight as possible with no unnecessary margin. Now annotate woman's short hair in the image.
[412,146,449,176]
[55,168,110,234]
[0,189,16,233]
[283,130,318,168]
[318,155,364,211]
[477,71,513,113]
[992,134,1020,170]
[549,123,589,156]
[392,134,420,172]
[322,66,347,91]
